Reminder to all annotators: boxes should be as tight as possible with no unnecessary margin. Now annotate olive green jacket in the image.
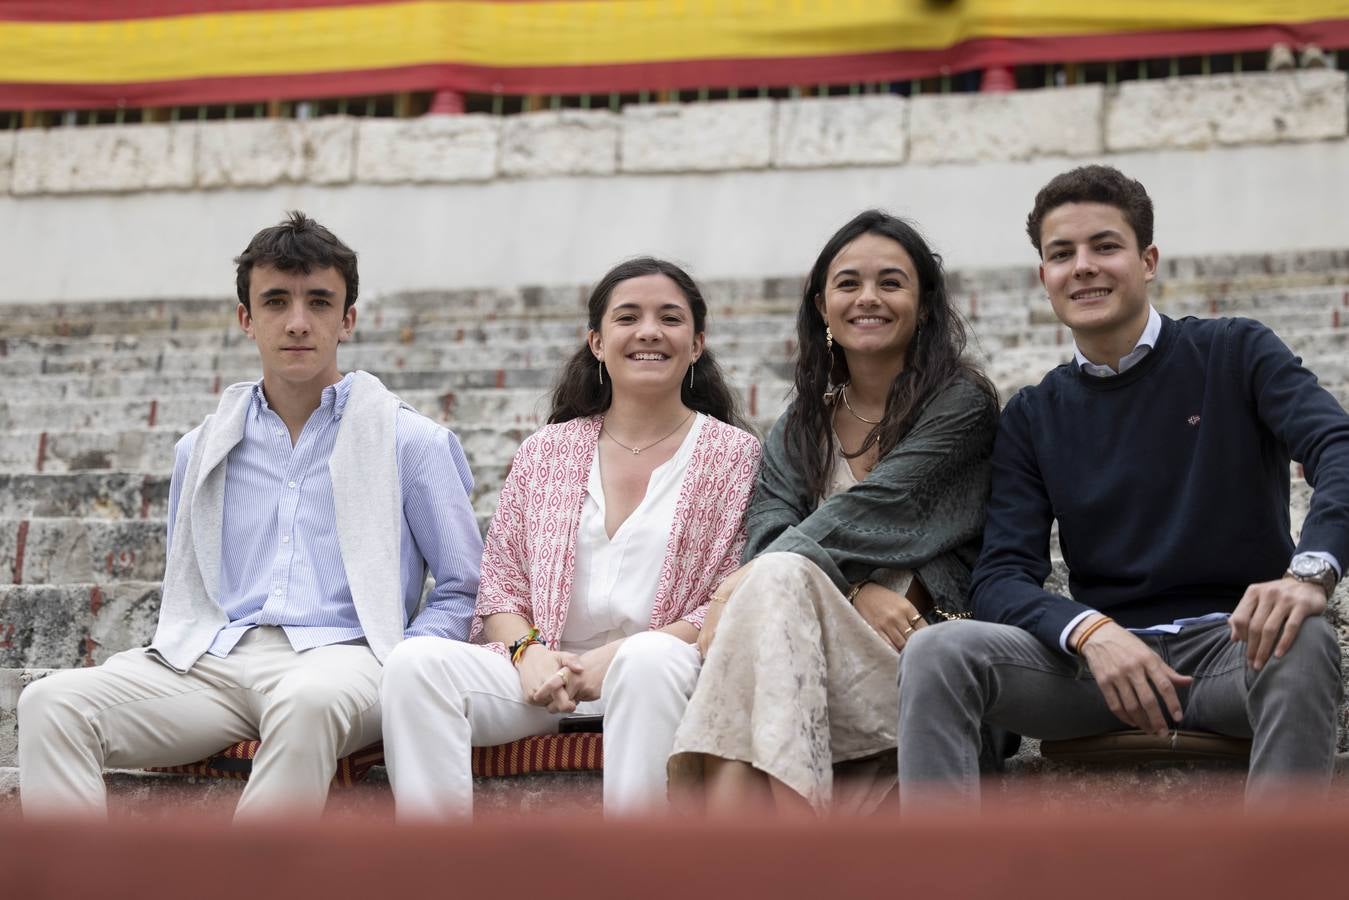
[743,374,999,616]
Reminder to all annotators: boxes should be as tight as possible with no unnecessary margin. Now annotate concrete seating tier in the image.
[2,249,1349,811]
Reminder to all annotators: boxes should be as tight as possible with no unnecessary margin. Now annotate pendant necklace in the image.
[602,410,695,456]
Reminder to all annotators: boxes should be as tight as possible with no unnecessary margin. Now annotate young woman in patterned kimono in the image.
[669,210,1001,814]
[380,257,760,818]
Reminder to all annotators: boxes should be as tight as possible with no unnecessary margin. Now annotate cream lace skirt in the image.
[668,551,906,813]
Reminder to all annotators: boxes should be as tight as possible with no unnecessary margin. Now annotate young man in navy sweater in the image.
[897,165,1349,805]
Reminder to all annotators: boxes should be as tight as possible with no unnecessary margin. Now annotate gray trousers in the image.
[896,617,1342,807]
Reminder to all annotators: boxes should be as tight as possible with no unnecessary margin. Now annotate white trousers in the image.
[17,626,383,820]
[381,630,701,820]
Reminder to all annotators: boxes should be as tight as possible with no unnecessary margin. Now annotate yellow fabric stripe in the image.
[4,0,1349,85]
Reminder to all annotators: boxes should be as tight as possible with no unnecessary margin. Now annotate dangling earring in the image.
[826,326,834,354]
[689,360,696,389]
[597,357,604,385]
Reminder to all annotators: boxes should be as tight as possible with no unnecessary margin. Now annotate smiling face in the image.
[238,263,355,390]
[1038,201,1157,342]
[587,273,704,402]
[816,232,922,367]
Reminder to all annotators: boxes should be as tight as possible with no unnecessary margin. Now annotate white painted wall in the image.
[1,71,1346,305]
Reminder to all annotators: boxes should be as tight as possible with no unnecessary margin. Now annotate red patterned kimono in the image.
[475,415,761,653]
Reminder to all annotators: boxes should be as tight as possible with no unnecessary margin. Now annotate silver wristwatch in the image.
[1286,554,1339,598]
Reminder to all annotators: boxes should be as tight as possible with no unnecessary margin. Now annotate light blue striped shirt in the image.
[167,374,482,656]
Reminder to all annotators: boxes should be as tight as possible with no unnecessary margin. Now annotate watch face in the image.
[1292,556,1330,578]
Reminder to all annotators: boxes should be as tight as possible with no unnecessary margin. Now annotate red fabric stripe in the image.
[5,19,1349,110]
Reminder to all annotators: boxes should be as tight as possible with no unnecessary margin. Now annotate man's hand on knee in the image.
[1075,618,1192,735]
[1229,577,1328,672]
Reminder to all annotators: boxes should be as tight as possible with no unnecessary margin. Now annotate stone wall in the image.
[7,71,1345,195]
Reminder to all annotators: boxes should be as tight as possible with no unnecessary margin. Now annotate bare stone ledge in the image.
[1106,70,1349,152]
[909,85,1104,164]
[499,109,619,178]
[11,123,198,195]
[0,130,14,194]
[620,99,775,173]
[355,115,499,184]
[195,117,357,188]
[774,95,908,168]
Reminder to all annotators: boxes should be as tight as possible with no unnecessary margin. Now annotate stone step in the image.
[4,291,1344,363]
[0,380,796,435]
[0,428,183,475]
[0,764,604,819]
[0,518,166,584]
[0,473,169,520]
[0,583,161,669]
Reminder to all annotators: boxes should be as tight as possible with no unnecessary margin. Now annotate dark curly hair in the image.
[1025,165,1154,256]
[786,210,995,499]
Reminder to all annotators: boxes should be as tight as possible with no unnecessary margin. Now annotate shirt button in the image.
[287,481,297,489]
[281,535,290,543]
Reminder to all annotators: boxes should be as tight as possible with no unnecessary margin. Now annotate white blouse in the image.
[561,414,706,652]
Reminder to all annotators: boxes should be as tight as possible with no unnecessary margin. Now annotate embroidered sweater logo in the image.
[1187,415,1201,426]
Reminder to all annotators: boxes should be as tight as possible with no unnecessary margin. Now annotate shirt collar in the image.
[1074,306,1161,377]
[250,372,354,420]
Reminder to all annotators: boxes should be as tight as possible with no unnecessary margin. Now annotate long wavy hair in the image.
[786,210,996,499]
[548,257,748,430]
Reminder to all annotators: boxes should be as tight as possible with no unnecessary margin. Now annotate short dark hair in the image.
[1025,165,1154,256]
[234,211,359,312]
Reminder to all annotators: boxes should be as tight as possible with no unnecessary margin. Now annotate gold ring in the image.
[557,669,569,687]
[907,613,923,626]
[901,626,915,637]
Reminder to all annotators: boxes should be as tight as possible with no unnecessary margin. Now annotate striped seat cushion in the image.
[147,733,604,785]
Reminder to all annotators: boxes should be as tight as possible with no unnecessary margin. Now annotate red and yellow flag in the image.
[3,1,1349,109]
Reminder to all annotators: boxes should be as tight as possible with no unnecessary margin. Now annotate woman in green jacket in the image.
[669,210,1000,814]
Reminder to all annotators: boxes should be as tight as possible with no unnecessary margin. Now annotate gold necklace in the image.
[840,386,882,425]
[602,410,695,456]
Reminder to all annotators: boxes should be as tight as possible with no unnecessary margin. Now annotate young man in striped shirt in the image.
[19,212,483,819]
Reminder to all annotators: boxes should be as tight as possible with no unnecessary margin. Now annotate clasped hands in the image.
[515,641,620,713]
[1073,575,1328,735]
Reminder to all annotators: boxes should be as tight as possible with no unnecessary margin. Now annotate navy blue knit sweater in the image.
[972,314,1349,653]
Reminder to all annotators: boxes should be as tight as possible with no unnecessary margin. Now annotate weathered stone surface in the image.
[355,115,499,183]
[11,123,198,195]
[499,110,619,177]
[192,117,356,187]
[909,85,1104,164]
[302,116,359,184]
[0,130,14,195]
[197,120,306,188]
[0,474,170,520]
[0,582,161,668]
[1,519,166,584]
[1106,71,1348,152]
[620,99,774,173]
[774,95,908,168]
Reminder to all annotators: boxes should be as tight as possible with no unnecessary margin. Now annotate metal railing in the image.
[3,49,1343,130]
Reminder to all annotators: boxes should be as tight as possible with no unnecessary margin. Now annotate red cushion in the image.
[147,733,604,785]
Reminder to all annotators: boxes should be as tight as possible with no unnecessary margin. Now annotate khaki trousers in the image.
[17,626,383,820]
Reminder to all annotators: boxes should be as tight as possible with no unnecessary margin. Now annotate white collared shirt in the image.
[1072,305,1162,377]
[561,414,705,652]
